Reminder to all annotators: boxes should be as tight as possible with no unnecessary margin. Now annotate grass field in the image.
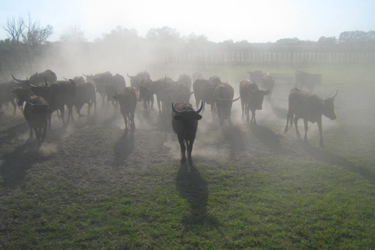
[1,64,375,249]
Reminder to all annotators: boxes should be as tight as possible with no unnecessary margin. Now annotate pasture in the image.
[1,64,375,249]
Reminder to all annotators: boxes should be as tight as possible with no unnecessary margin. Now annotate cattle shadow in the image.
[221,123,248,155]
[251,125,282,152]
[111,129,135,167]
[0,142,52,187]
[0,122,29,144]
[301,143,375,182]
[176,163,219,229]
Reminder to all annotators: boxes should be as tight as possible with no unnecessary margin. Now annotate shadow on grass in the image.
[251,125,281,152]
[176,163,219,229]
[221,123,248,154]
[302,142,375,182]
[112,129,135,167]
[0,122,29,144]
[0,141,53,187]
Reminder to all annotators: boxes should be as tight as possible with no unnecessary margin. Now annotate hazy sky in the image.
[0,0,374,43]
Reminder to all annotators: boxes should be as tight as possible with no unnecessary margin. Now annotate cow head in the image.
[172,102,203,122]
[323,90,338,120]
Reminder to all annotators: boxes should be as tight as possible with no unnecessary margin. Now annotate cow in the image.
[295,70,322,93]
[177,74,192,90]
[192,72,203,84]
[261,73,275,101]
[171,101,203,164]
[239,80,270,125]
[193,79,218,116]
[113,87,137,130]
[84,71,113,105]
[284,88,338,147]
[213,82,240,124]
[248,70,263,84]
[0,81,18,115]
[152,76,179,116]
[72,76,86,85]
[74,82,97,118]
[137,77,154,112]
[12,70,57,86]
[27,79,76,127]
[127,71,151,95]
[23,96,52,143]
[104,73,126,108]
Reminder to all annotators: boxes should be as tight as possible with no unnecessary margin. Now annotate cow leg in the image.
[250,108,256,125]
[303,118,308,142]
[294,117,301,138]
[284,112,290,133]
[11,99,17,116]
[317,118,323,147]
[28,125,33,140]
[60,107,66,125]
[130,112,135,130]
[41,120,47,142]
[246,106,250,123]
[178,135,186,163]
[241,99,244,120]
[187,139,194,164]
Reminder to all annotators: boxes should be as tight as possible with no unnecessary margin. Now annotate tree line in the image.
[0,15,375,80]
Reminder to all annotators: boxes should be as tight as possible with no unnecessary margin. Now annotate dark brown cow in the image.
[74,82,97,118]
[261,73,275,100]
[177,74,192,90]
[24,96,52,143]
[27,79,76,127]
[127,71,150,95]
[295,71,322,93]
[284,88,338,147]
[137,77,154,111]
[114,87,137,130]
[191,72,203,84]
[172,101,203,164]
[214,82,240,124]
[239,80,270,125]
[193,79,218,116]
[12,70,57,86]
[248,70,263,84]
[84,71,113,105]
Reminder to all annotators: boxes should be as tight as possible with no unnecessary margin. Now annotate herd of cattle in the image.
[0,69,338,163]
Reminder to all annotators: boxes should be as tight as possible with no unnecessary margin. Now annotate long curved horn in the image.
[232,96,241,102]
[63,77,68,80]
[11,74,23,83]
[331,90,338,99]
[171,103,182,115]
[196,101,204,113]
[83,73,88,77]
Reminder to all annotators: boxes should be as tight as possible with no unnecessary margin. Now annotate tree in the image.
[60,25,87,43]
[318,36,337,45]
[3,17,25,43]
[2,14,53,46]
[338,30,375,44]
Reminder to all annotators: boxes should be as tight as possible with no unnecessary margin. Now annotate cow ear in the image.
[194,114,202,120]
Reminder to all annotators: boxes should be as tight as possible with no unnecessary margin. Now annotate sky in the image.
[0,0,374,43]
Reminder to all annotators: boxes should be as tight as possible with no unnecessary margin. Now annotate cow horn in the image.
[331,90,338,99]
[26,101,35,106]
[63,77,68,80]
[11,74,23,83]
[171,103,181,115]
[196,101,204,113]
[127,73,131,78]
[190,91,194,95]
[232,96,241,102]
[83,73,88,77]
